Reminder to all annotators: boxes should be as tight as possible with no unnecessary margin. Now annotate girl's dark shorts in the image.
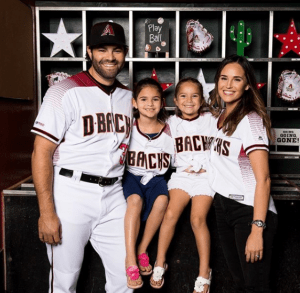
[122,170,168,221]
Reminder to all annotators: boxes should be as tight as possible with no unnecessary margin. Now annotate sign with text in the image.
[272,128,300,145]
[145,18,169,53]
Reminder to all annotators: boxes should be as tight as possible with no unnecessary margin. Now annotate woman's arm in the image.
[245,149,271,263]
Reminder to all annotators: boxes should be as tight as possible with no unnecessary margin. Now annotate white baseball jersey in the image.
[31,71,132,177]
[168,112,217,173]
[126,119,174,185]
[209,111,277,213]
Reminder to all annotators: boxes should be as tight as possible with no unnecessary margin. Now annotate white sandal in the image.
[150,263,168,289]
[194,270,212,293]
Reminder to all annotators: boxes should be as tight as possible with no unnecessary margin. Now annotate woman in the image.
[209,54,278,293]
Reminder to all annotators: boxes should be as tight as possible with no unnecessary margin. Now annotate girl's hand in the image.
[245,226,263,263]
[184,166,206,174]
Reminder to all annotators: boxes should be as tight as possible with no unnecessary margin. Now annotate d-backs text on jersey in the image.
[213,137,230,156]
[82,112,131,138]
[175,135,214,153]
[127,151,171,170]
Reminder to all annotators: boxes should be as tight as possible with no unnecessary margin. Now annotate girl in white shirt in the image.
[150,77,216,293]
[123,78,173,289]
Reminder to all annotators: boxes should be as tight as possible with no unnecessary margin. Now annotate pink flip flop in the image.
[126,265,143,289]
[138,253,153,276]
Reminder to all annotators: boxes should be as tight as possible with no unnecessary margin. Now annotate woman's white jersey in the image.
[210,111,277,213]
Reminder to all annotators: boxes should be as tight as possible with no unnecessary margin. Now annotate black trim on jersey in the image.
[85,71,116,95]
[112,79,130,91]
[135,119,166,140]
[245,144,269,154]
[84,71,130,95]
[176,113,200,122]
[32,127,59,142]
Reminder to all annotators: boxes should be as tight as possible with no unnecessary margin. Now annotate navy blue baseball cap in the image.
[88,21,127,47]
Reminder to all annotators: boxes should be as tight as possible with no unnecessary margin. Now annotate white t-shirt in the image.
[126,119,174,185]
[31,71,133,177]
[168,112,217,173]
[209,111,277,213]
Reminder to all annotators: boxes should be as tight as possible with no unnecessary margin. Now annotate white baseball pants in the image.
[46,167,132,293]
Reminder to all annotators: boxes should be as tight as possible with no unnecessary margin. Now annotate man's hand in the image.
[32,135,60,245]
[38,213,62,245]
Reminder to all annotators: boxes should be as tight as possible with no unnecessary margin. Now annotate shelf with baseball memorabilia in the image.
[40,62,82,100]
[35,5,300,114]
[39,11,83,59]
[273,12,300,60]
[180,11,222,59]
[179,62,218,103]
[132,62,175,105]
[252,62,269,106]
[269,126,300,156]
[271,62,300,108]
[226,11,269,59]
[269,111,300,157]
[133,11,176,58]
[39,61,130,101]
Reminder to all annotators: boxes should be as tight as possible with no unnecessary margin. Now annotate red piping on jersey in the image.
[135,119,166,140]
[76,71,129,95]
[244,144,269,153]
[32,127,59,142]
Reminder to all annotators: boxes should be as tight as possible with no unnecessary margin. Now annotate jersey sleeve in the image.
[31,82,75,144]
[238,112,269,155]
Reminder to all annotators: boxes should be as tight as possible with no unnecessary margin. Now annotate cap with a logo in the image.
[88,20,127,47]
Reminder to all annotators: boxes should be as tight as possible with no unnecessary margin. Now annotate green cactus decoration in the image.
[230,20,252,57]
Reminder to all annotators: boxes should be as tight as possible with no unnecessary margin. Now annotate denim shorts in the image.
[122,171,168,221]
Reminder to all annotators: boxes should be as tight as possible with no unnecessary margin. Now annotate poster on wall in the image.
[145,18,169,57]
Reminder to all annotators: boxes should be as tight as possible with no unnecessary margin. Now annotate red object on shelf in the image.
[257,83,266,89]
[274,19,300,58]
[151,68,173,91]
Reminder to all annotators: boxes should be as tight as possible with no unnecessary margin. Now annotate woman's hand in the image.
[246,149,270,263]
[245,226,263,263]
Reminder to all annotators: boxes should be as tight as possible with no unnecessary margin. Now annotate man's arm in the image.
[32,135,62,245]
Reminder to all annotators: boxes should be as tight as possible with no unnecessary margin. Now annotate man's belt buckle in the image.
[98,176,105,187]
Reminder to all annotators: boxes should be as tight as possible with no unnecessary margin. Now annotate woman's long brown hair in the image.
[209,55,272,140]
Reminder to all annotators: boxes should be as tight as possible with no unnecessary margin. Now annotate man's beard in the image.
[91,58,125,81]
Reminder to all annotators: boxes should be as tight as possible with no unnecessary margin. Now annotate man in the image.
[31,21,133,293]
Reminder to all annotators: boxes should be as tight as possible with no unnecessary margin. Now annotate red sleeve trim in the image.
[32,127,59,142]
[244,144,269,154]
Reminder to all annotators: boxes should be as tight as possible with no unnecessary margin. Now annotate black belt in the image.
[59,168,118,186]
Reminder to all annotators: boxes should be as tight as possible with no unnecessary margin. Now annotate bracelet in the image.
[251,220,266,229]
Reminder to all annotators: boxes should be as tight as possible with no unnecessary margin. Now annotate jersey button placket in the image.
[106,93,115,177]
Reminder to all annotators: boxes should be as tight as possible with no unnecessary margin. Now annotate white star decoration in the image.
[42,18,82,57]
[197,68,215,102]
